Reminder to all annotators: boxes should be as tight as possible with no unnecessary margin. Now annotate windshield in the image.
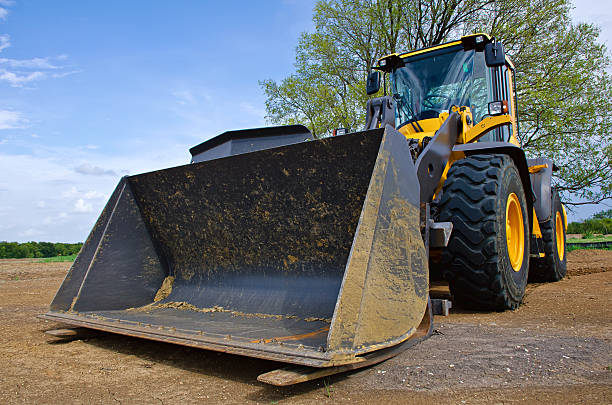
[391,45,489,129]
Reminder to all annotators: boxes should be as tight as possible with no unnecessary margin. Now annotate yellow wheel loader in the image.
[42,33,567,385]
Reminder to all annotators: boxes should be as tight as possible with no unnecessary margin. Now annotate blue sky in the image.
[0,0,610,243]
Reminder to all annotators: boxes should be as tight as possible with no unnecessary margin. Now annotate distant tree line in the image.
[567,209,612,235]
[0,241,83,259]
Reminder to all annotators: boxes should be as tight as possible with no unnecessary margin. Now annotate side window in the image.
[470,51,489,124]
[499,66,512,141]
[478,63,513,143]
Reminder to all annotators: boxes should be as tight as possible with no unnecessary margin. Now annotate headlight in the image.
[488,101,508,116]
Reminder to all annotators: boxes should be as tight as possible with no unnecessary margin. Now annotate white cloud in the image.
[0,57,59,69]
[0,70,46,87]
[61,186,80,198]
[239,101,266,122]
[74,163,117,177]
[0,1,13,21]
[51,69,82,79]
[0,109,28,130]
[74,198,93,213]
[43,212,68,226]
[572,1,612,48]
[20,228,44,237]
[61,187,105,200]
[0,32,79,87]
[0,35,9,52]
[0,139,187,242]
[84,190,105,199]
[173,89,197,105]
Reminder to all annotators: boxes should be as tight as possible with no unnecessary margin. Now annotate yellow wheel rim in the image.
[556,211,565,261]
[506,193,524,272]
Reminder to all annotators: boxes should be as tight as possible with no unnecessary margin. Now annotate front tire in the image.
[529,190,567,282]
[438,154,530,310]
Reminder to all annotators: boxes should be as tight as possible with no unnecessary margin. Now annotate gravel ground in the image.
[0,250,610,404]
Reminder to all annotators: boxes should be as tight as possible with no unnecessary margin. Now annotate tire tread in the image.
[438,154,525,310]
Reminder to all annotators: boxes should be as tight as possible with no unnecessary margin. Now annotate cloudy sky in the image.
[0,1,610,243]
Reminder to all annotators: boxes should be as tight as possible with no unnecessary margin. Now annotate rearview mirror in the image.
[366,71,381,95]
[485,41,505,67]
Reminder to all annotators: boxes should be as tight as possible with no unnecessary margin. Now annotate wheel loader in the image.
[41,33,567,385]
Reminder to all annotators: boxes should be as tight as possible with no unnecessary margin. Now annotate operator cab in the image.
[370,34,519,145]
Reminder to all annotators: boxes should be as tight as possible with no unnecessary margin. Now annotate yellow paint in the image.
[397,41,462,58]
[457,106,474,142]
[380,33,492,63]
[506,193,525,272]
[528,164,549,174]
[399,117,443,138]
[462,114,512,144]
[434,150,465,199]
[392,33,493,60]
[532,208,542,238]
[562,204,568,232]
[556,211,565,261]
[400,108,474,199]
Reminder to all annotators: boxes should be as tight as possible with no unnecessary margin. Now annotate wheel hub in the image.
[505,193,524,272]
[556,211,565,261]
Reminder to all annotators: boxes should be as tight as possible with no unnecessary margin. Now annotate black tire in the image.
[438,154,530,310]
[529,190,567,282]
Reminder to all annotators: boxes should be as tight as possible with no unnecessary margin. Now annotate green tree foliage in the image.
[567,218,612,235]
[0,241,83,259]
[592,209,612,220]
[260,0,612,204]
[567,208,612,234]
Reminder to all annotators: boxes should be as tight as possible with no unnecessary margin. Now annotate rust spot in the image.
[250,326,330,344]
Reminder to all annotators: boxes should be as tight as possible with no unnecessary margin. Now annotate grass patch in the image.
[38,254,78,262]
[567,244,611,252]
[566,235,612,244]
[323,378,334,398]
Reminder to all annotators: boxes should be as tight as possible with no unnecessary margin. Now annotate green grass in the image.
[38,254,78,262]
[323,378,334,398]
[567,244,611,252]
[566,234,612,252]
[566,235,612,244]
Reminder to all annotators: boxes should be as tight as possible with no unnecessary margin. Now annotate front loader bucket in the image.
[42,127,429,367]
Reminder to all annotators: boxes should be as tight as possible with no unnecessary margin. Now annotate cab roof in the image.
[375,33,514,72]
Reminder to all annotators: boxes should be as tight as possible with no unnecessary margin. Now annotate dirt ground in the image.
[0,250,610,404]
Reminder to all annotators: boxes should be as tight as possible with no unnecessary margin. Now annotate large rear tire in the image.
[529,190,567,282]
[438,154,530,310]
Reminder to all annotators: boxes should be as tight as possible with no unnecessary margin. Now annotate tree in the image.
[0,241,83,259]
[260,0,612,205]
[567,207,612,234]
[593,209,612,220]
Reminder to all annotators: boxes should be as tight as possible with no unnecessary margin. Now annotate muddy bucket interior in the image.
[46,127,428,366]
